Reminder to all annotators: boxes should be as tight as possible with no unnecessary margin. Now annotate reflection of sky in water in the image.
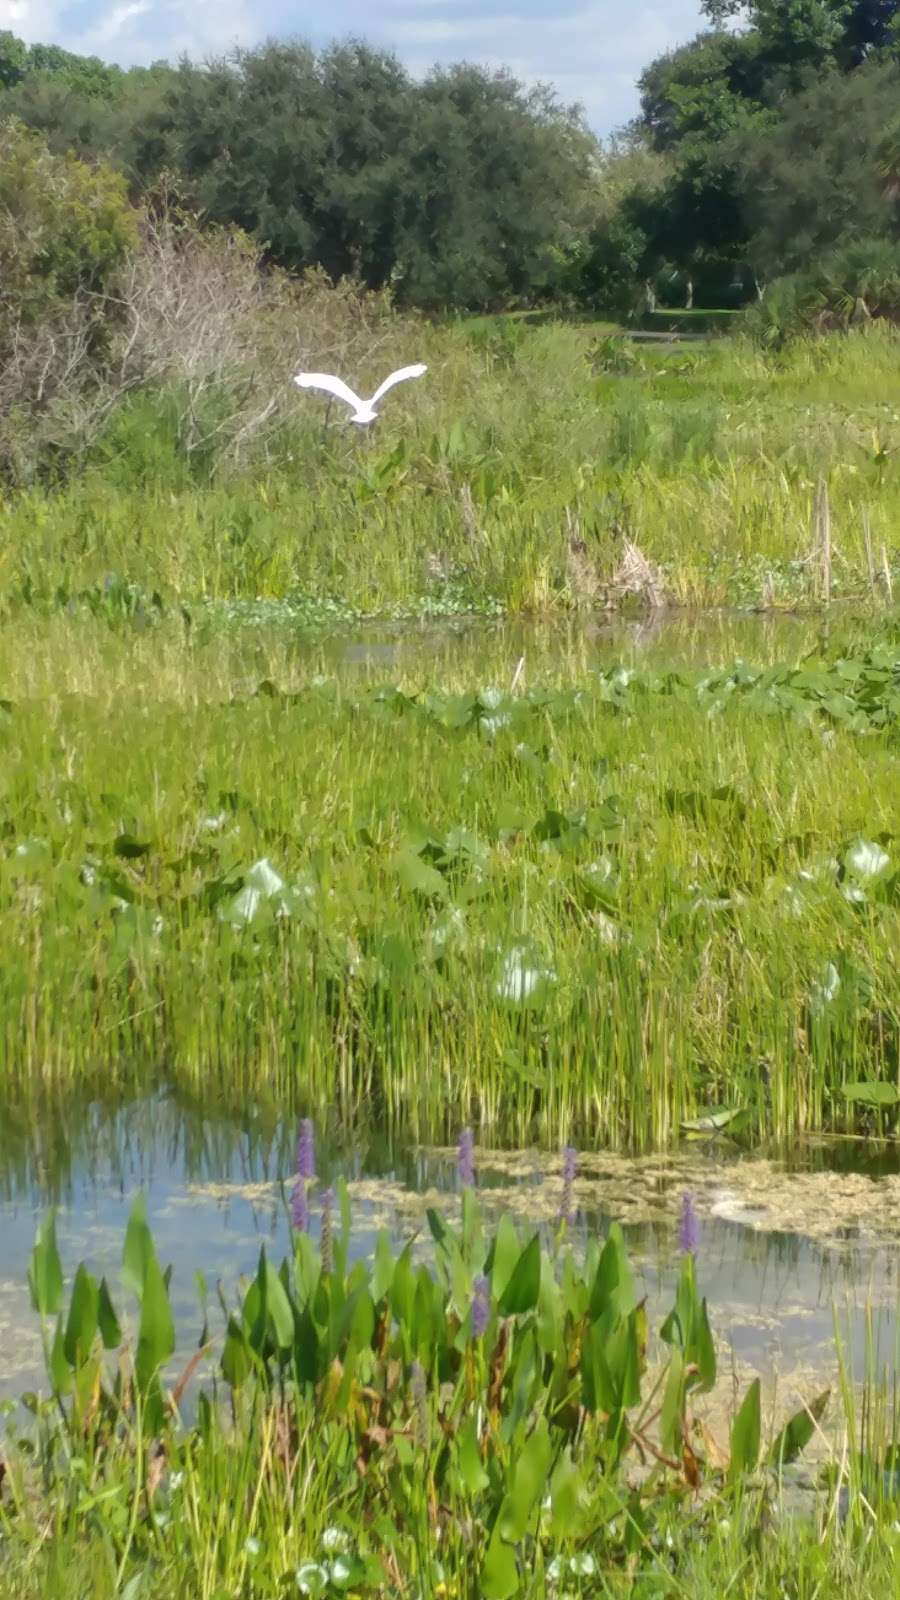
[1,1096,898,1403]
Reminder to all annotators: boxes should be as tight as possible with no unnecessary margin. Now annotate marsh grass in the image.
[0,613,896,1148]
[1,324,899,619]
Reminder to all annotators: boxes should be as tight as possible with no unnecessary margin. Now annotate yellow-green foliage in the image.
[0,118,136,324]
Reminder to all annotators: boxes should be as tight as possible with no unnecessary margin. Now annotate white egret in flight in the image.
[293,364,427,425]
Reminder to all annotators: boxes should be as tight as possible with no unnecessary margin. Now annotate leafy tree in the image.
[728,58,900,277]
[0,119,137,334]
[702,1,900,69]
[0,29,27,89]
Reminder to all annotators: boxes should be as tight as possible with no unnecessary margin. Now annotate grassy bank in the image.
[1,612,896,1146]
[1,323,899,620]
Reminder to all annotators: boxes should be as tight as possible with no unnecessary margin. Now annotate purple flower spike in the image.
[457,1128,475,1189]
[320,1186,335,1274]
[291,1179,309,1234]
[471,1275,490,1340]
[296,1118,316,1182]
[559,1145,578,1225]
[678,1192,700,1256]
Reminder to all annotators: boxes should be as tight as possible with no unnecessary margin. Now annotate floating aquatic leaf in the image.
[842,839,891,881]
[841,1082,900,1108]
[495,945,556,1007]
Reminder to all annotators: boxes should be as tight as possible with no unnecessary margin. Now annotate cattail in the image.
[559,1145,578,1225]
[457,1127,475,1189]
[320,1187,335,1274]
[678,1192,700,1256]
[471,1274,490,1340]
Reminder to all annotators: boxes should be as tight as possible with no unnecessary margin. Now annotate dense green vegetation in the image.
[1,1179,896,1600]
[1,604,897,1147]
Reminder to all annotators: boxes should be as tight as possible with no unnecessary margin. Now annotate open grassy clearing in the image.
[1,612,896,1147]
[1,324,898,621]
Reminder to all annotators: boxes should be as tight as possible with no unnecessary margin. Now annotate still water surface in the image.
[2,1092,899,1408]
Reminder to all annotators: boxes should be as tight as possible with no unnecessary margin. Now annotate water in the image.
[2,1092,899,1411]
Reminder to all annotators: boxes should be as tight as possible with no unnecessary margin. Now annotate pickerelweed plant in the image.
[4,1156,842,1600]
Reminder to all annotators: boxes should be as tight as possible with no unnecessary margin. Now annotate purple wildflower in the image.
[457,1127,475,1189]
[291,1179,309,1234]
[678,1192,700,1256]
[559,1145,578,1225]
[471,1274,490,1340]
[296,1119,316,1182]
[320,1186,335,1274]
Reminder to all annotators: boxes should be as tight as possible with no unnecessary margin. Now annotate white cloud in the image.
[0,0,710,131]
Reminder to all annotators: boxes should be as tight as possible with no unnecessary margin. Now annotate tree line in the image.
[1,3,899,320]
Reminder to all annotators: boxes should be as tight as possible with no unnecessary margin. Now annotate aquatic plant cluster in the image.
[1,1147,860,1600]
[0,621,897,1148]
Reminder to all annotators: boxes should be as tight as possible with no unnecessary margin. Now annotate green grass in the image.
[1,323,898,620]
[0,610,896,1147]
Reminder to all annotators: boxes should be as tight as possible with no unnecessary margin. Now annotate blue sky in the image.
[0,0,712,133]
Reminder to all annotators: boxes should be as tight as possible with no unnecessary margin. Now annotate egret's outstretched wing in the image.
[294,372,363,413]
[370,363,428,406]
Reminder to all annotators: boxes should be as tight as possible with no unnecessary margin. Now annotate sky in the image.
[0,0,713,134]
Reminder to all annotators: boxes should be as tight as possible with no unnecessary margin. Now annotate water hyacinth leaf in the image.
[488,1215,522,1303]
[680,1106,747,1136]
[122,1193,155,1300]
[457,1417,489,1494]
[392,850,448,901]
[659,1347,685,1456]
[841,1082,900,1107]
[63,1263,99,1368]
[497,1234,541,1316]
[589,1224,635,1322]
[494,945,555,1008]
[29,1211,64,1318]
[49,1319,73,1395]
[500,1418,552,1541]
[481,1526,519,1600]
[767,1391,829,1468]
[97,1278,121,1349]
[729,1377,761,1479]
[261,1251,294,1350]
[135,1254,175,1395]
[842,840,891,881]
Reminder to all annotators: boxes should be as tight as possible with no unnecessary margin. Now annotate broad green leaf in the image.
[489,1215,521,1303]
[729,1378,761,1479]
[29,1211,63,1318]
[135,1254,175,1394]
[222,1316,252,1389]
[63,1263,99,1368]
[122,1193,155,1300]
[767,1390,829,1468]
[842,1082,900,1107]
[481,1525,519,1600]
[49,1318,73,1395]
[498,1235,541,1317]
[660,1348,685,1456]
[589,1224,635,1322]
[97,1278,121,1349]
[500,1418,552,1540]
[457,1418,489,1494]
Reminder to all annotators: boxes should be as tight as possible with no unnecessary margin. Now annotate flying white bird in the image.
[293,364,427,425]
